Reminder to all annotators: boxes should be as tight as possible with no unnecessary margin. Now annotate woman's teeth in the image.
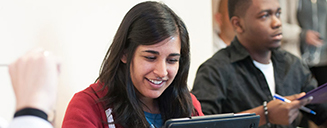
[149,79,163,84]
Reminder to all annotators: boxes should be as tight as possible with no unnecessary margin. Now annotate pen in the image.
[273,94,316,115]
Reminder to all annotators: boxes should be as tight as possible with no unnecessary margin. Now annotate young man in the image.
[192,0,327,127]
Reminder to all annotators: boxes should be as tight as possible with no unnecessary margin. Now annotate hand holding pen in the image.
[274,94,316,115]
[265,93,313,125]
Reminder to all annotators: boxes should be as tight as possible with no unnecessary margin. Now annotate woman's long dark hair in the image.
[96,1,194,127]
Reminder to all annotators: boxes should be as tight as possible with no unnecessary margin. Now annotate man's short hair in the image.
[228,0,252,19]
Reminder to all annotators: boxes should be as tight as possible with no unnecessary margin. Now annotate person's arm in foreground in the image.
[239,93,312,126]
[8,48,60,128]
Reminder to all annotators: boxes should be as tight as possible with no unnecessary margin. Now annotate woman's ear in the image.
[121,53,127,63]
[231,16,244,34]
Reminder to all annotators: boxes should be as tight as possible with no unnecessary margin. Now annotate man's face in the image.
[241,0,282,51]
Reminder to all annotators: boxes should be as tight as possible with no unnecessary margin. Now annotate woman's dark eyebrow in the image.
[143,50,159,55]
[142,50,180,56]
[169,53,181,57]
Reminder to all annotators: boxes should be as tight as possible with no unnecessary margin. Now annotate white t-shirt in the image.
[253,60,275,96]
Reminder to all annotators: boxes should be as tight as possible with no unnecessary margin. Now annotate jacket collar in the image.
[229,37,285,63]
[229,37,251,63]
[228,37,289,95]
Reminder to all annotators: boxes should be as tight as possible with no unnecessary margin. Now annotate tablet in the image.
[298,82,327,104]
[163,113,260,128]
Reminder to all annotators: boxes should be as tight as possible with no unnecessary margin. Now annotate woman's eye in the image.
[168,58,179,64]
[144,56,156,60]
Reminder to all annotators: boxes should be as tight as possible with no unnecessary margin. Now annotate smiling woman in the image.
[61,1,203,128]
[125,36,181,103]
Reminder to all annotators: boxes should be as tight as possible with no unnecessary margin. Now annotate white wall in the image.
[0,0,213,127]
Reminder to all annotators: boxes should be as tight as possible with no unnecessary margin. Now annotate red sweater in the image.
[62,82,204,128]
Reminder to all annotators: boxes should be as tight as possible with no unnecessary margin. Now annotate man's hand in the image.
[267,93,312,125]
